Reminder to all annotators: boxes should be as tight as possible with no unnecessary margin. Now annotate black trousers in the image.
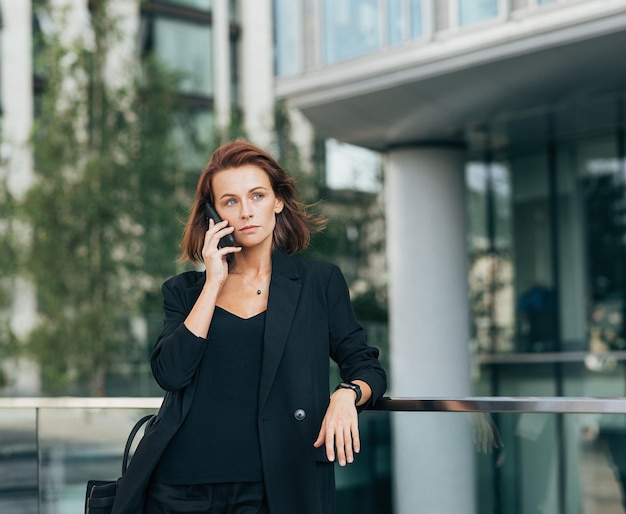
[144,481,269,514]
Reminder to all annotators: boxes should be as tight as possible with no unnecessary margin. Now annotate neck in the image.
[231,247,273,277]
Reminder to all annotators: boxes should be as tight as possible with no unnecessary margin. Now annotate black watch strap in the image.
[335,382,362,405]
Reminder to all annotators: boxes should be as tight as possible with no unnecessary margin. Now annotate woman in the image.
[112,139,387,514]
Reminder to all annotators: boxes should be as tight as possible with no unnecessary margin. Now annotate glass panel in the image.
[153,18,213,96]
[387,0,404,46]
[556,144,587,352]
[574,137,622,355]
[336,411,391,513]
[155,0,212,9]
[512,151,554,353]
[409,0,423,39]
[325,139,382,193]
[390,411,626,513]
[4,406,626,513]
[37,408,155,513]
[274,0,304,76]
[467,161,515,354]
[0,409,37,514]
[323,0,380,65]
[459,0,499,26]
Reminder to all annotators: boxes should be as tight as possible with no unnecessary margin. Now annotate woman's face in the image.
[210,165,284,250]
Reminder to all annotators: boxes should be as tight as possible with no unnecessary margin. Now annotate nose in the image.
[240,199,253,219]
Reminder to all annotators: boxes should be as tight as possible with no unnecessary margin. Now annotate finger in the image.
[351,423,361,455]
[343,425,354,464]
[334,425,346,466]
[313,427,325,449]
[325,426,336,463]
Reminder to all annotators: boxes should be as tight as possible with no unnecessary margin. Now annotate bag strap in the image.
[121,414,154,475]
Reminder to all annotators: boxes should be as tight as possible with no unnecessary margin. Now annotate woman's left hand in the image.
[314,389,360,466]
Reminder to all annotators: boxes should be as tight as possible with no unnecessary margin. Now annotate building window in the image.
[458,0,498,26]
[152,17,213,96]
[409,0,423,39]
[325,139,381,193]
[273,0,303,77]
[322,0,380,65]
[387,0,404,46]
[140,1,215,96]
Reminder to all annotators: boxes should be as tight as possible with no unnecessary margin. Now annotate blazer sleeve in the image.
[326,266,387,408]
[150,275,206,392]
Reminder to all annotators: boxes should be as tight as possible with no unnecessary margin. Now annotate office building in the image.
[274,0,626,512]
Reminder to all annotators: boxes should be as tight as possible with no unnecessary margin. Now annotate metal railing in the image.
[372,396,626,413]
[1,395,625,412]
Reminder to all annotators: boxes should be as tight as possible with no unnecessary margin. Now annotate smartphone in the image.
[204,202,235,248]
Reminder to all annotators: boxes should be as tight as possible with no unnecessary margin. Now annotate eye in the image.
[225,198,237,206]
[252,193,264,200]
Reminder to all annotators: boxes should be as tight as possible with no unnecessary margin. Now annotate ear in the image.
[274,197,285,214]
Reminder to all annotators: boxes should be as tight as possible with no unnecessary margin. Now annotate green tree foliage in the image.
[19,1,192,394]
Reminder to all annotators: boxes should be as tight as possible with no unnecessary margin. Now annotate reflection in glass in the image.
[512,151,554,353]
[467,161,515,354]
[153,18,213,95]
[323,0,380,64]
[409,0,423,39]
[0,409,37,513]
[37,408,155,513]
[274,0,304,76]
[459,0,498,26]
[575,138,623,354]
[387,0,403,46]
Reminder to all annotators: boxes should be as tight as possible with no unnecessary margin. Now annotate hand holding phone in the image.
[204,202,236,249]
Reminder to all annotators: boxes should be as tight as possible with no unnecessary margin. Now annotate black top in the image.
[153,307,265,484]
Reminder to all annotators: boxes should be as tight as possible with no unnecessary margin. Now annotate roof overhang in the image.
[275,3,626,152]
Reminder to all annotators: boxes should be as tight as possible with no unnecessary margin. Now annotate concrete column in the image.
[385,146,475,514]
[239,0,274,148]
[1,0,40,394]
[213,0,231,130]
[1,0,34,196]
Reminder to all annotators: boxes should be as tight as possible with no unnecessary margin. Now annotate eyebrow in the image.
[218,186,269,200]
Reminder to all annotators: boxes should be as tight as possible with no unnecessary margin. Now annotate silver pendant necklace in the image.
[233,270,268,295]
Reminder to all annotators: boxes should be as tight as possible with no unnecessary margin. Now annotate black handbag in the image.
[84,414,154,514]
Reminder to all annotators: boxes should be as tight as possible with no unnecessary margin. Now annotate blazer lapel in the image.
[185,272,205,310]
[259,251,301,412]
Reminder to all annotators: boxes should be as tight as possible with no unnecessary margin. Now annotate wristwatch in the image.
[335,382,362,405]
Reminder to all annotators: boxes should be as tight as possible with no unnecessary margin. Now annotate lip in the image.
[240,225,260,232]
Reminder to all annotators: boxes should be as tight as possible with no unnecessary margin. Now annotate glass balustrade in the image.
[2,398,626,513]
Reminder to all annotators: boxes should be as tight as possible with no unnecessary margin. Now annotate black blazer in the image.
[112,251,387,514]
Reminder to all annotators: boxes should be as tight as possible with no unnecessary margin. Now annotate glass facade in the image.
[458,0,498,26]
[468,98,626,364]
[139,0,243,171]
[274,0,428,73]
[387,0,404,46]
[409,0,423,39]
[322,0,380,65]
[273,0,304,76]
[152,17,213,96]
[273,0,583,72]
